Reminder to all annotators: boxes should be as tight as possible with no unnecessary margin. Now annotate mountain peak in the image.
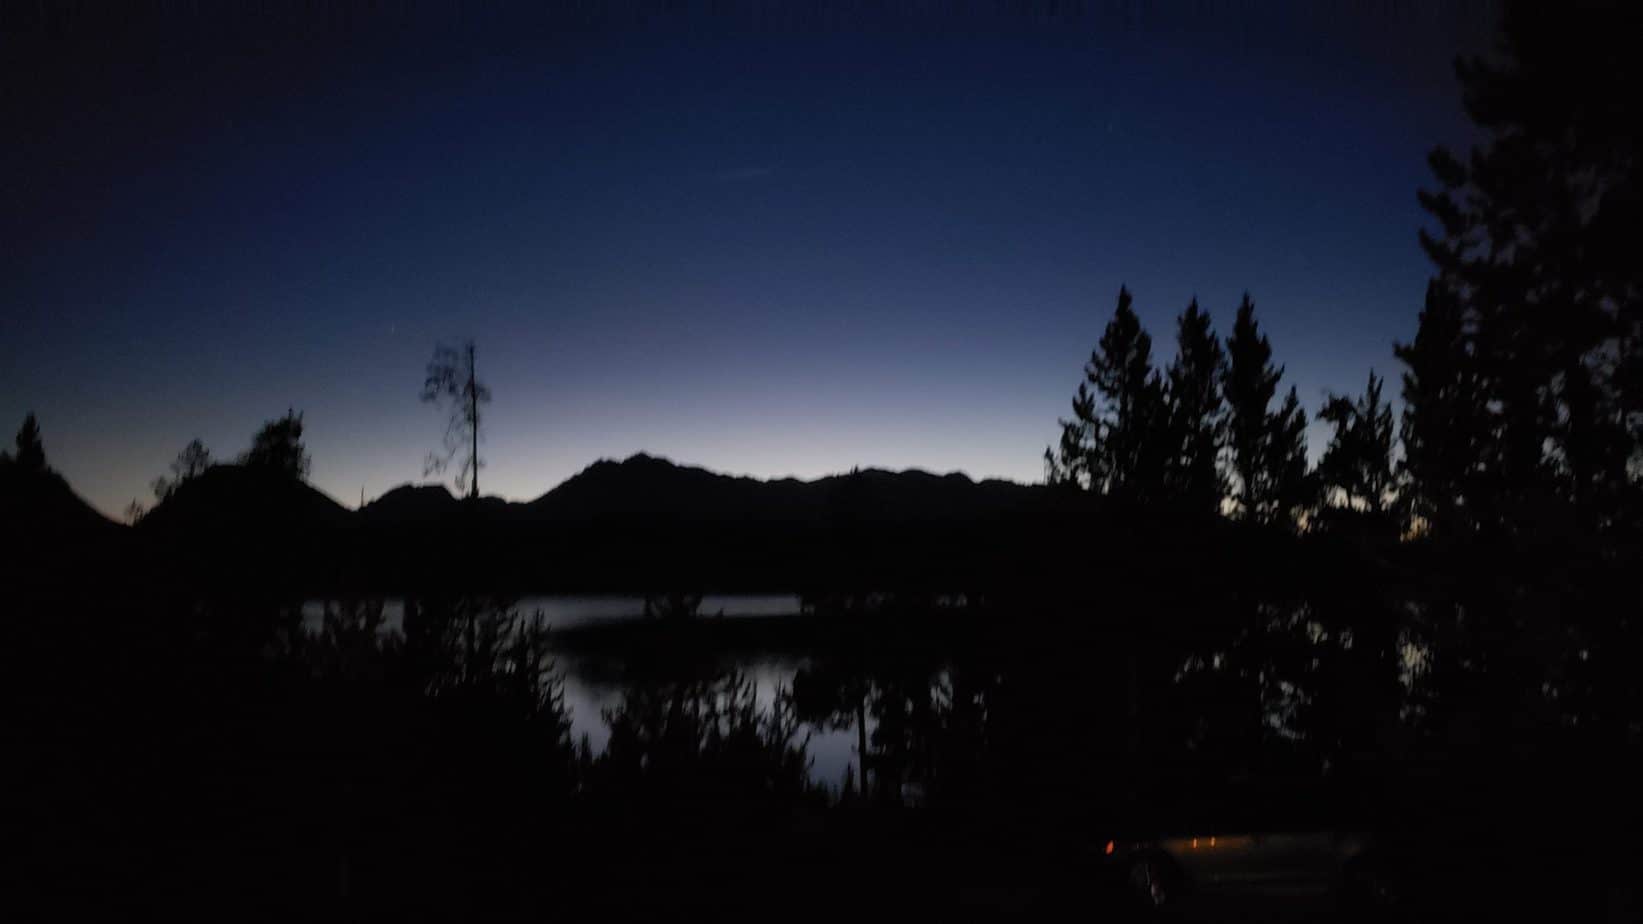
[0,460,120,539]
[139,464,351,533]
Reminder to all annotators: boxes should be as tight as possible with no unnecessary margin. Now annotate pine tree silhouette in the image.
[1163,298,1227,515]
[1416,0,1641,533]
[1222,295,1294,525]
[1395,280,1486,537]
[243,410,310,479]
[1052,287,1169,502]
[14,413,45,472]
[1317,371,1395,517]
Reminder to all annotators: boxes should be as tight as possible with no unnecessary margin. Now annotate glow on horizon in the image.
[3,5,1493,519]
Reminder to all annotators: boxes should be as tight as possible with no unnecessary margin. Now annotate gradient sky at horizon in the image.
[2,1,1499,517]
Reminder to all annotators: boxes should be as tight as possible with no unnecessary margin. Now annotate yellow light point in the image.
[1191,838,1198,849]
[1210,837,1216,847]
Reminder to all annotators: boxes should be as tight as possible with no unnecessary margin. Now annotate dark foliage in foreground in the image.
[9,563,1641,921]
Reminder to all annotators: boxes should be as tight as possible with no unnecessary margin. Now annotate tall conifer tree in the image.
[1051,287,1168,502]
[1164,298,1226,514]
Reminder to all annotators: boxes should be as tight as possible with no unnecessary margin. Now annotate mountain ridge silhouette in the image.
[351,452,1053,526]
[8,452,1258,595]
[1,461,120,539]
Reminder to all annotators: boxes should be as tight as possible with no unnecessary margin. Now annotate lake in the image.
[300,593,804,632]
[301,593,873,789]
[295,591,1440,801]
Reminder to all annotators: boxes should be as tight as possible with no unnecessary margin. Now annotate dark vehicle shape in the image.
[1110,829,1375,913]
[1094,774,1392,917]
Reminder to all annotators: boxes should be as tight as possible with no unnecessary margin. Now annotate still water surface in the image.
[301,595,861,787]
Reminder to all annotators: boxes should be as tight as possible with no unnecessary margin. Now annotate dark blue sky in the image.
[2,2,1497,516]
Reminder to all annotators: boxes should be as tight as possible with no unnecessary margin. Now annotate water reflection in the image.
[556,655,862,790]
[291,593,1459,803]
[301,593,801,634]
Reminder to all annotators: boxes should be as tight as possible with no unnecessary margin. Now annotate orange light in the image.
[1191,838,1199,849]
[1209,837,1216,847]
[1104,840,1115,856]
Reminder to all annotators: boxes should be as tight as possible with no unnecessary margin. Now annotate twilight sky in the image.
[2,1,1498,517]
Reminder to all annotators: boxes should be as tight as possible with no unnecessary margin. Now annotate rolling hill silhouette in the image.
[352,453,1064,529]
[1,462,120,542]
[1,460,126,588]
[125,465,357,589]
[138,464,353,534]
[11,453,1253,595]
[524,453,1056,525]
[126,453,1103,591]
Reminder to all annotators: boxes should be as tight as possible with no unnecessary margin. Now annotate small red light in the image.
[1104,840,1115,856]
